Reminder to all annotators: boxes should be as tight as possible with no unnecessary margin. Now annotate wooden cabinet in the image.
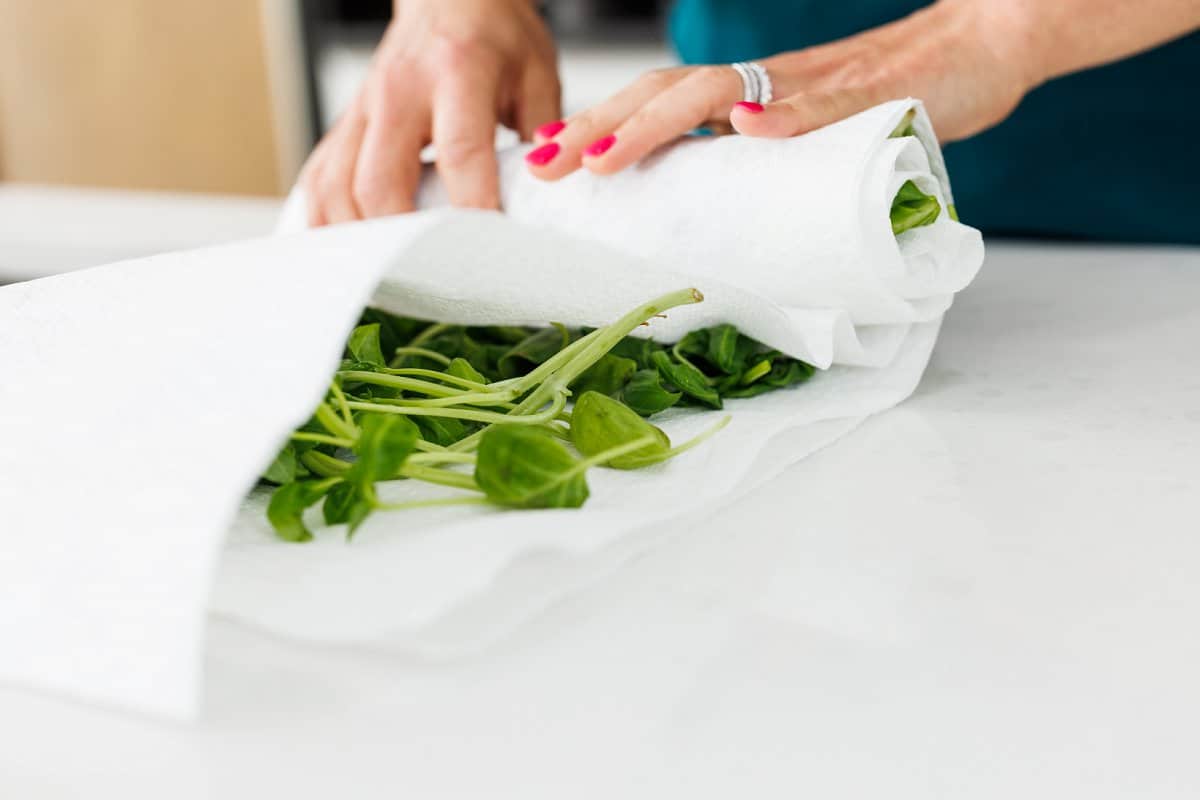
[0,0,309,195]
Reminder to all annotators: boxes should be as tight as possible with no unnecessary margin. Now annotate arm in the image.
[1010,0,1200,82]
[526,0,1200,180]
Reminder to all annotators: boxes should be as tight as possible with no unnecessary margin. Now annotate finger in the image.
[516,64,563,142]
[525,67,687,181]
[352,95,427,217]
[432,58,502,210]
[300,142,330,228]
[581,65,742,176]
[730,86,881,138]
[312,108,368,225]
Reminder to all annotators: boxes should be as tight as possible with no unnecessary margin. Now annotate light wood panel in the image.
[0,0,298,195]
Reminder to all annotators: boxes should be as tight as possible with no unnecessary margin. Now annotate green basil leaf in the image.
[262,443,298,485]
[358,308,430,357]
[608,336,656,370]
[673,329,709,359]
[267,480,334,543]
[571,354,636,398]
[723,358,815,398]
[651,351,722,409]
[497,324,571,379]
[620,369,681,416]
[414,415,471,447]
[322,481,373,534]
[890,180,941,235]
[349,413,419,486]
[570,391,670,470]
[706,324,754,374]
[447,357,488,385]
[347,323,386,367]
[474,426,588,509]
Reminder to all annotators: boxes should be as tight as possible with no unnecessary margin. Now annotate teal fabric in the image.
[670,0,1200,244]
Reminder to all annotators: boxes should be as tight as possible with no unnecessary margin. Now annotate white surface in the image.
[0,184,281,282]
[2,241,1197,798]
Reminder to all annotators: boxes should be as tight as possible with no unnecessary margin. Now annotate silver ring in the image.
[731,61,774,105]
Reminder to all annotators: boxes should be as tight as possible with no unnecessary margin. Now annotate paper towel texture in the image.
[0,99,983,718]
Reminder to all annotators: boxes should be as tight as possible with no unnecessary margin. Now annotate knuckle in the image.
[638,67,678,93]
[375,57,416,98]
[351,176,390,213]
[436,136,489,170]
[693,65,729,86]
[429,36,489,73]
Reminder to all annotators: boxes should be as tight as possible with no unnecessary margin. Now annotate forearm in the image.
[960,0,1200,89]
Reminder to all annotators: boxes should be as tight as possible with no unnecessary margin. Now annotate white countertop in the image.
[1,235,1198,797]
[0,184,282,281]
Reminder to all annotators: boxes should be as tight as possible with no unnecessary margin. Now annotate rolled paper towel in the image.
[279,98,983,367]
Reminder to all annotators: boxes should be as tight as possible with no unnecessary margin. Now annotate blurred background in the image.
[0,0,671,198]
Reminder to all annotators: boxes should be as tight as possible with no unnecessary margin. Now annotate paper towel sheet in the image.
[279,98,983,368]
[0,99,983,718]
[0,217,442,717]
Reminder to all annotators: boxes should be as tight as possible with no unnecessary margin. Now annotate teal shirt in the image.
[671,0,1200,244]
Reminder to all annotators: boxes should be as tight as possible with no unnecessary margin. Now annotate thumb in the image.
[729,87,883,138]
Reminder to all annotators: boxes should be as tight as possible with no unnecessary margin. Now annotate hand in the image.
[302,0,560,226]
[525,0,1041,180]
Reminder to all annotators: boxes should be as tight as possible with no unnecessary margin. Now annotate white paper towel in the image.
[0,99,983,718]
[220,101,980,653]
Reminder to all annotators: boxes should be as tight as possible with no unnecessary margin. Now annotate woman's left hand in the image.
[524,0,1042,180]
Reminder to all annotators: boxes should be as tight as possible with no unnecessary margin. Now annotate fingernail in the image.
[525,142,560,166]
[536,120,566,139]
[734,101,764,114]
[583,134,617,157]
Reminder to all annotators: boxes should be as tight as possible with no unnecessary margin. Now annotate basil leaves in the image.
[261,287,816,541]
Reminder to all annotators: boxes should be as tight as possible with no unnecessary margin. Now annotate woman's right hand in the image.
[301,0,560,227]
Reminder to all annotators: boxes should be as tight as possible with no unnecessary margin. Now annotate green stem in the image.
[407,452,476,466]
[514,288,703,417]
[376,495,490,512]
[376,367,489,391]
[740,360,771,386]
[301,450,351,477]
[290,431,354,448]
[346,391,565,426]
[406,322,452,351]
[489,328,605,394]
[315,403,357,440]
[392,346,452,366]
[329,381,354,426]
[398,463,479,491]
[373,388,518,409]
[339,370,472,399]
[573,434,659,475]
[663,415,731,460]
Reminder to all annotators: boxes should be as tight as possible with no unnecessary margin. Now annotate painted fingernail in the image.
[535,120,566,139]
[584,134,617,158]
[734,101,764,114]
[525,142,560,166]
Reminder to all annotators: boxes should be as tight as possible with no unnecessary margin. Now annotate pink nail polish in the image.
[525,142,560,166]
[584,134,617,157]
[734,101,764,114]
[536,119,566,139]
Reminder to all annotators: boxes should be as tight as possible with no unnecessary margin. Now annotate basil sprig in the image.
[261,288,814,540]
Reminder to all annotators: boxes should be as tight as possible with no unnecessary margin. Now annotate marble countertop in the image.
[1,237,1196,797]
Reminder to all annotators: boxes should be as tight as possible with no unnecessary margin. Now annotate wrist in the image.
[939,0,1053,93]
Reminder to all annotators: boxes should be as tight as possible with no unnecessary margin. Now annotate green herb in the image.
[890,180,942,235]
[261,287,821,542]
